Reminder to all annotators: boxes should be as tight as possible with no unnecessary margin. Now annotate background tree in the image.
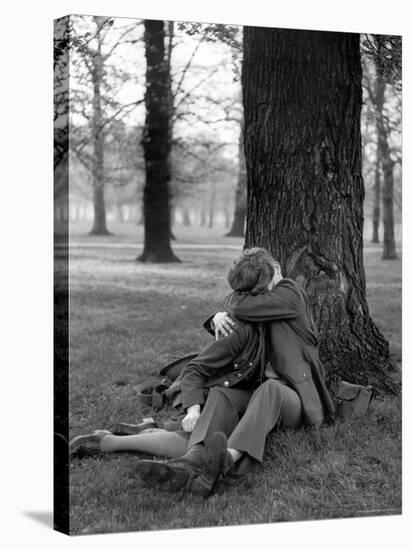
[54,17,71,172]
[226,119,246,236]
[171,132,237,227]
[54,16,73,237]
[138,20,180,262]
[176,22,243,236]
[360,84,382,244]
[70,16,143,235]
[68,18,242,245]
[242,28,396,393]
[362,35,401,259]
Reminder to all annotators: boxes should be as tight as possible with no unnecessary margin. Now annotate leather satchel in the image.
[335,380,373,420]
[132,353,198,409]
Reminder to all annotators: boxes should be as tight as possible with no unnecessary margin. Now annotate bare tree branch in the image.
[102,23,141,60]
[173,39,204,99]
[174,68,219,111]
[100,99,145,132]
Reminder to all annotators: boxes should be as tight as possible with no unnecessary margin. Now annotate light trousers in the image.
[189,379,302,462]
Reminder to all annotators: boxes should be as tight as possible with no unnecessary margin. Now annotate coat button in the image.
[249,362,253,366]
[234,363,238,368]
[224,381,229,386]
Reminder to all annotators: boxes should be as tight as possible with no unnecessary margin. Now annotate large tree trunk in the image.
[138,20,179,262]
[226,120,246,237]
[89,18,110,236]
[242,28,396,393]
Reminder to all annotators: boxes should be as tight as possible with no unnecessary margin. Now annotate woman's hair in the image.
[227,247,278,294]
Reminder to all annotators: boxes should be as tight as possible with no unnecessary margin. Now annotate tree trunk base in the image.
[382,252,399,260]
[304,277,399,396]
[137,250,181,263]
[89,228,113,236]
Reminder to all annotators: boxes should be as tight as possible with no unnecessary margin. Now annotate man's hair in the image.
[227,247,279,294]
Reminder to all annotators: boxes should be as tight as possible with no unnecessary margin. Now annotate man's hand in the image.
[181,404,201,432]
[213,311,236,340]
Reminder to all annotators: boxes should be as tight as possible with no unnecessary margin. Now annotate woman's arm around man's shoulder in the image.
[224,279,302,322]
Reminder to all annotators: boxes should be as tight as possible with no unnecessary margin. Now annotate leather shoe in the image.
[135,431,227,497]
[69,429,112,457]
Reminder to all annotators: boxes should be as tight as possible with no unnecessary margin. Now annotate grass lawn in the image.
[67,228,402,535]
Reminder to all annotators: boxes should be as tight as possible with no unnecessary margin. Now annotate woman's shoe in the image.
[105,417,158,435]
[69,429,112,457]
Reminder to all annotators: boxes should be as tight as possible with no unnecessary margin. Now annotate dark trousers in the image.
[188,379,302,463]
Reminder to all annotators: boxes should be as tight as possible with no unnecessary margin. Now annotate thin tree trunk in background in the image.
[170,205,176,239]
[371,159,381,243]
[90,18,110,236]
[183,209,191,226]
[114,203,124,223]
[138,20,179,262]
[371,72,384,245]
[226,120,247,237]
[208,186,216,229]
[375,77,398,260]
[242,28,395,393]
[224,208,231,228]
[200,209,207,227]
[381,145,398,259]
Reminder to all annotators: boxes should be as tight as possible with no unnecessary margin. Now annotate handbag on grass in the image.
[335,380,373,420]
[132,353,198,409]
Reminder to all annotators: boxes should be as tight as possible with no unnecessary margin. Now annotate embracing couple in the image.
[70,247,335,497]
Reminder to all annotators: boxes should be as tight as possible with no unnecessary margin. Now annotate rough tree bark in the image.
[226,121,246,237]
[138,20,180,262]
[242,28,396,393]
[89,17,111,236]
